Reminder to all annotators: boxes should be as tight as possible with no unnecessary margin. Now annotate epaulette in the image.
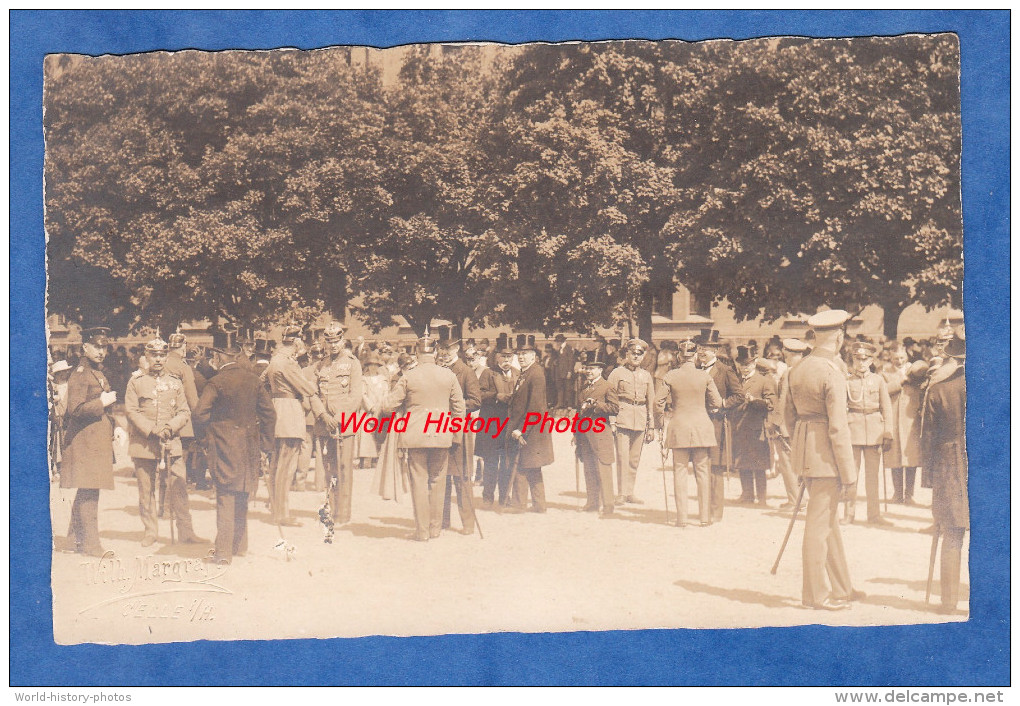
[131,370,144,378]
[76,366,84,373]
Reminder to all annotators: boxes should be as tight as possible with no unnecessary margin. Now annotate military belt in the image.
[272,392,299,399]
[618,398,647,405]
[848,407,881,414]
[795,414,829,424]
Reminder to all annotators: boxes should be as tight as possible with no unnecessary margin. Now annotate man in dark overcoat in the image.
[166,332,205,489]
[477,335,519,506]
[575,349,619,516]
[61,327,124,556]
[731,349,778,507]
[922,333,968,614]
[507,336,555,512]
[439,333,482,534]
[552,334,576,413]
[384,332,466,541]
[193,344,276,564]
[696,331,744,521]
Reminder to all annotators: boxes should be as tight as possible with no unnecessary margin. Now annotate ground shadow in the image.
[344,521,419,540]
[868,576,970,600]
[673,578,802,609]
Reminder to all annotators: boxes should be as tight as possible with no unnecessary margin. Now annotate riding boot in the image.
[891,467,904,503]
[904,467,917,504]
[738,470,754,503]
[753,470,768,506]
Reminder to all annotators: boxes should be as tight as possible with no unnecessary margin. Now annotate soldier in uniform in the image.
[311,322,364,528]
[125,337,206,546]
[656,340,723,527]
[781,309,860,610]
[773,338,809,510]
[438,333,481,534]
[60,327,124,556]
[607,338,656,506]
[384,331,465,541]
[192,343,276,565]
[844,341,894,526]
[166,332,205,490]
[265,327,325,527]
[508,336,555,512]
[921,333,967,614]
[575,348,619,516]
[476,334,519,507]
[696,331,744,522]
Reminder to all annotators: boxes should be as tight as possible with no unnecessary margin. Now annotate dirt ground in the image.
[50,429,967,645]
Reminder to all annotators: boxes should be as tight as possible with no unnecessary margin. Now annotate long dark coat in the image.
[475,366,518,456]
[705,359,744,468]
[60,359,115,490]
[192,363,276,494]
[730,371,776,470]
[923,365,968,530]
[507,363,555,468]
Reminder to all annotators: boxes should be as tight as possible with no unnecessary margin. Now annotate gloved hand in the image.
[882,432,894,453]
[113,426,127,445]
[157,426,173,443]
[643,428,655,444]
[100,391,117,407]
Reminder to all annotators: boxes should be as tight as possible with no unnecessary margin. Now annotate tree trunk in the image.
[882,299,907,341]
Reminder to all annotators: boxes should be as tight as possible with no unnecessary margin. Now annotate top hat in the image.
[695,330,723,348]
[515,334,537,353]
[735,345,753,365]
[493,333,514,355]
[210,328,236,351]
[581,348,610,367]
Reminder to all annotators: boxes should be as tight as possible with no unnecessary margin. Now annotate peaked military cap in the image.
[755,357,777,374]
[625,338,649,354]
[82,326,111,346]
[850,341,877,358]
[806,309,850,330]
[782,338,808,352]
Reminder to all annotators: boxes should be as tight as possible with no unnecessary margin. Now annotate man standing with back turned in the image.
[781,309,860,611]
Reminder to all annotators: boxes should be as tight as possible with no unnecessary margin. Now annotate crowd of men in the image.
[48,311,968,614]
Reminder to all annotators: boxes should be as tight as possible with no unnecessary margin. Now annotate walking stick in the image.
[882,463,889,513]
[658,431,671,525]
[771,479,807,575]
[925,525,941,604]
[501,439,525,510]
[574,451,581,507]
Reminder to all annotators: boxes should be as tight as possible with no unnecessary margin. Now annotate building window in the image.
[690,291,711,318]
[651,292,672,319]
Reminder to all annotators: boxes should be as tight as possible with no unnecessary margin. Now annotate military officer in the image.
[265,327,326,527]
[696,331,744,521]
[507,336,556,512]
[297,342,326,491]
[607,338,656,506]
[60,327,125,556]
[438,333,481,534]
[575,349,619,516]
[844,341,894,526]
[124,337,206,546]
[781,309,860,610]
[384,331,466,541]
[476,334,519,507]
[311,322,364,528]
[921,333,967,614]
[192,344,276,564]
[773,338,809,510]
[656,340,723,527]
[166,332,205,489]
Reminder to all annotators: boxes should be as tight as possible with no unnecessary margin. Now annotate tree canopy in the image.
[45,36,962,339]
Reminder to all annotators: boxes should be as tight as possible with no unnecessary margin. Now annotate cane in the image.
[882,464,889,514]
[574,451,581,508]
[658,432,671,525]
[925,525,941,604]
[771,479,807,575]
[501,439,525,510]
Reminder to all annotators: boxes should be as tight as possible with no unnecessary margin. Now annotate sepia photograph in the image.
[12,10,1008,687]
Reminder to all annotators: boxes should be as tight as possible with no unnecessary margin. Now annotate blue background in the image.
[10,11,1009,685]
